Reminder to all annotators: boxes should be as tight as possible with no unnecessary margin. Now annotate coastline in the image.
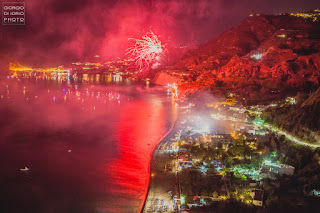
[139,103,180,213]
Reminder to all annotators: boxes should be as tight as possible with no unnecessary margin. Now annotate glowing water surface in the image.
[0,73,178,213]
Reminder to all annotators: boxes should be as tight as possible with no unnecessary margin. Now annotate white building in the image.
[260,161,295,179]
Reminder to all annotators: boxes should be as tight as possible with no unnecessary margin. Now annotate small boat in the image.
[20,166,29,172]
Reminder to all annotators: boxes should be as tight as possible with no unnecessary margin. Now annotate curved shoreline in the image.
[139,103,180,213]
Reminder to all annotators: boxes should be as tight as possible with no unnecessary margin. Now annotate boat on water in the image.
[20,166,29,172]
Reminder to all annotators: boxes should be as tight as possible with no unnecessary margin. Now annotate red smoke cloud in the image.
[0,0,319,67]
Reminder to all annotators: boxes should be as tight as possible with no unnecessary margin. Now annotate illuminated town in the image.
[1,1,320,213]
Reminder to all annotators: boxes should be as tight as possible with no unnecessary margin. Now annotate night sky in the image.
[0,0,319,67]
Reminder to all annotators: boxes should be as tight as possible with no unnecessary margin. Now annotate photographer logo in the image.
[3,2,25,25]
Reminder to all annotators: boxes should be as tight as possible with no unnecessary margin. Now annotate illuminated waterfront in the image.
[0,73,178,213]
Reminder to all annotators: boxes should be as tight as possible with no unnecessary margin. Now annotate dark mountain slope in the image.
[263,87,320,143]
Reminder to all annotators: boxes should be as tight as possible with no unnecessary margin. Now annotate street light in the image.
[180,195,185,205]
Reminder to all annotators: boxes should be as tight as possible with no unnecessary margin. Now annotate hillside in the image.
[263,88,320,143]
[173,15,276,72]
[174,14,320,73]
[154,13,320,103]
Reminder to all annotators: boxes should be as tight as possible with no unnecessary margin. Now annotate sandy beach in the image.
[141,104,181,213]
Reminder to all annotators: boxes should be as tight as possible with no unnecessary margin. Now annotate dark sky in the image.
[0,0,319,67]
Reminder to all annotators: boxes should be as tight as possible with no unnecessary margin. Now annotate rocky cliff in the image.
[157,14,320,104]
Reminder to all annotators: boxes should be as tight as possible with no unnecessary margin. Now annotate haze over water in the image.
[0,73,178,213]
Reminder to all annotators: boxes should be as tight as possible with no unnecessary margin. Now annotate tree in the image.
[225,157,234,168]
[296,92,308,104]
[266,195,281,210]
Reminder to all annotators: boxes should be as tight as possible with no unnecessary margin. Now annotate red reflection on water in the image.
[108,100,167,212]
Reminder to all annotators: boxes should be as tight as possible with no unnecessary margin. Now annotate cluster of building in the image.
[159,96,298,210]
[8,57,139,77]
[260,160,295,180]
[290,9,320,22]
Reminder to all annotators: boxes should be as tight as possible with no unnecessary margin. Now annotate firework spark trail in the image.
[126,31,164,69]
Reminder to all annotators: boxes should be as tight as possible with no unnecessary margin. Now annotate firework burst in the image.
[126,31,164,69]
